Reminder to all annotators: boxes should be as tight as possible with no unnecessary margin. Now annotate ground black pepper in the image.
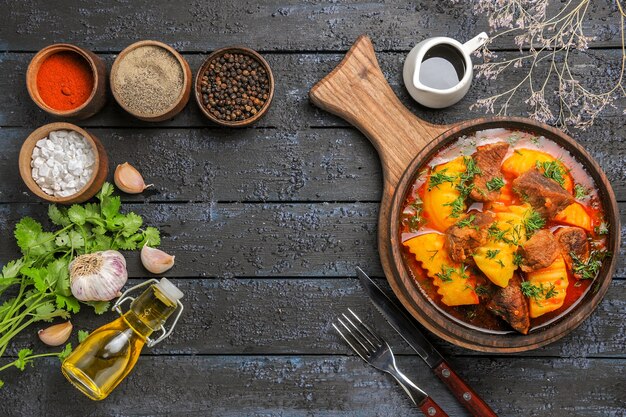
[200,52,270,122]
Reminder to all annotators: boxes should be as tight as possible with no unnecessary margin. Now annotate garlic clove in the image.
[141,245,175,274]
[38,321,73,346]
[114,162,152,194]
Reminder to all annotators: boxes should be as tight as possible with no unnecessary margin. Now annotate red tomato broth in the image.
[399,128,608,334]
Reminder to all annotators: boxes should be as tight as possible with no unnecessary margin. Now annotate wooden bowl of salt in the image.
[110,40,192,122]
[19,122,108,204]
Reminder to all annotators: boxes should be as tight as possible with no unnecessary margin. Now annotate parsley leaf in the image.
[68,205,87,225]
[536,160,566,187]
[486,249,500,259]
[574,184,588,200]
[428,169,456,190]
[435,265,456,283]
[523,210,545,236]
[486,177,505,192]
[521,281,558,305]
[84,301,110,315]
[14,349,34,371]
[121,212,143,237]
[78,330,90,343]
[55,295,80,314]
[58,343,73,361]
[456,214,478,230]
[48,205,70,227]
[571,250,611,280]
[141,227,161,247]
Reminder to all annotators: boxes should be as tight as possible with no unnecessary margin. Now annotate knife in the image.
[357,267,498,417]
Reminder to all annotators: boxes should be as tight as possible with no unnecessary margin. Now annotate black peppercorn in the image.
[199,51,271,123]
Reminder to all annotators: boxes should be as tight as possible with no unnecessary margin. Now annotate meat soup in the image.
[399,128,611,334]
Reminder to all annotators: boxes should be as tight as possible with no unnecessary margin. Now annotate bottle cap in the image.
[156,278,184,302]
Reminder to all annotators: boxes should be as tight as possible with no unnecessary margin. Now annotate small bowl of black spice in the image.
[195,47,274,127]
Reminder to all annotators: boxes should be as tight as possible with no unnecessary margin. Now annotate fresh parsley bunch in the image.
[0,183,160,384]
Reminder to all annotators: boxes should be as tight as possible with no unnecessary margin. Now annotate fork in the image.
[333,309,449,417]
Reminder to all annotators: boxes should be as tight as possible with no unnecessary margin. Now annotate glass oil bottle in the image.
[62,278,184,400]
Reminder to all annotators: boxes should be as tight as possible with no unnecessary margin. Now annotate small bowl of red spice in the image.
[26,44,107,119]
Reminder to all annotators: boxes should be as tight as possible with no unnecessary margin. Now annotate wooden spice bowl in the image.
[19,122,108,204]
[26,43,107,120]
[194,46,275,127]
[110,40,192,122]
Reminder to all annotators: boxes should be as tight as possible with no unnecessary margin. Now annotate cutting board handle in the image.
[309,35,449,186]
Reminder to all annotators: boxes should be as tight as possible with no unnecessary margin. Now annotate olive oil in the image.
[418,44,466,90]
[62,278,183,400]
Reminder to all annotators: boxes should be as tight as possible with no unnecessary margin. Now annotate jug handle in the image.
[461,32,489,55]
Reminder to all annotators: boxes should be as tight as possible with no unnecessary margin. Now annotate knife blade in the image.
[356,267,499,417]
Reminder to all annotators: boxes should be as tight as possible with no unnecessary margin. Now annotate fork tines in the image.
[332,308,383,360]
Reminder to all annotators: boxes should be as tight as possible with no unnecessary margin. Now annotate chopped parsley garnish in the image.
[474,285,490,296]
[461,156,482,181]
[486,249,500,259]
[570,250,611,280]
[457,265,469,279]
[594,221,609,235]
[513,252,524,267]
[444,196,466,219]
[445,157,482,219]
[523,210,545,236]
[428,169,456,190]
[496,259,506,268]
[435,265,456,282]
[403,201,424,232]
[486,177,505,192]
[521,281,558,304]
[507,134,521,145]
[544,284,558,300]
[488,223,508,242]
[456,214,478,230]
[530,136,541,145]
[427,249,439,262]
[574,184,588,200]
[536,160,566,187]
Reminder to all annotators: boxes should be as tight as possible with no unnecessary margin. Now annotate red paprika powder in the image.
[36,52,94,111]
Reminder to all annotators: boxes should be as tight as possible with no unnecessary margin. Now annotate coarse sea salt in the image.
[31,130,95,198]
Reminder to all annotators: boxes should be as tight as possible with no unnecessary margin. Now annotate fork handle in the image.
[419,397,449,417]
[434,360,498,417]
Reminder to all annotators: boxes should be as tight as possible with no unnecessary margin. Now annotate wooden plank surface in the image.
[0,355,623,417]
[1,202,624,278]
[1,1,625,416]
[3,278,626,359]
[0,0,622,52]
[1,50,625,129]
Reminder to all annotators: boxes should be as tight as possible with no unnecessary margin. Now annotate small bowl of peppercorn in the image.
[195,47,274,127]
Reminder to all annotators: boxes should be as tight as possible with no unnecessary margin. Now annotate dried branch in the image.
[456,0,626,131]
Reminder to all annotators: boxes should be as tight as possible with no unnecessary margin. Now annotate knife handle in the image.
[434,360,498,417]
[419,397,449,417]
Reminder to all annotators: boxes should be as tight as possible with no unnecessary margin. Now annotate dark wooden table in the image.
[0,1,624,416]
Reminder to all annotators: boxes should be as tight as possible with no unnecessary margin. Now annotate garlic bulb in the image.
[38,321,73,346]
[70,250,128,301]
[141,245,175,274]
[114,162,152,194]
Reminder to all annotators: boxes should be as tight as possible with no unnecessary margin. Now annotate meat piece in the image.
[518,230,559,272]
[512,169,574,219]
[469,142,509,202]
[487,274,530,334]
[555,226,590,278]
[445,212,495,263]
